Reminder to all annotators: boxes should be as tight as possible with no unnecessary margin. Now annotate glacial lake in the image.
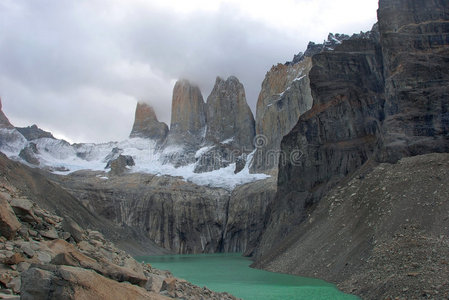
[138,253,359,300]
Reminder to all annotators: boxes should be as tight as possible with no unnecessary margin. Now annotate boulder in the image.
[0,195,21,240]
[129,102,168,143]
[21,265,169,300]
[46,239,148,287]
[106,155,135,176]
[61,218,86,243]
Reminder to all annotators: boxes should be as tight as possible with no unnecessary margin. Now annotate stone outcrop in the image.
[52,172,275,255]
[194,76,255,173]
[162,80,207,167]
[105,154,135,175]
[19,143,40,166]
[166,80,206,147]
[129,102,168,143]
[0,98,13,129]
[377,0,449,162]
[205,76,255,150]
[250,58,313,174]
[16,125,54,141]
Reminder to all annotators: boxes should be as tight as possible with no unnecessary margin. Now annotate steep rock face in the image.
[194,77,255,173]
[162,80,207,167]
[251,58,313,174]
[167,80,206,146]
[253,1,449,297]
[52,172,273,255]
[205,76,255,150]
[16,125,55,141]
[254,29,385,257]
[0,98,13,129]
[224,178,276,256]
[377,0,449,162]
[129,102,168,143]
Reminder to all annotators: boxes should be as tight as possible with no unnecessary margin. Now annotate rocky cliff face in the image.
[377,0,449,162]
[129,102,168,143]
[0,98,13,129]
[16,125,55,141]
[52,172,275,255]
[250,58,313,174]
[253,27,386,257]
[194,77,256,173]
[205,76,255,150]
[167,80,206,146]
[162,80,207,167]
[253,0,449,297]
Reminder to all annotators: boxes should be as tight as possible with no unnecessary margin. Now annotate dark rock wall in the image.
[254,0,449,265]
[254,30,386,257]
[54,173,275,255]
[377,0,449,162]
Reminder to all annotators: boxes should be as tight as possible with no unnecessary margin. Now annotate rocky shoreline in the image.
[0,178,239,299]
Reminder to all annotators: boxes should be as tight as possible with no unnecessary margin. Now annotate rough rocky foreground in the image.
[254,153,449,299]
[0,156,239,299]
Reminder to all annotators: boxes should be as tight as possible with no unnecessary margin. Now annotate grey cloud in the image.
[0,0,377,143]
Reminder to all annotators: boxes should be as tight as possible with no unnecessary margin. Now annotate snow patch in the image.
[1,133,269,190]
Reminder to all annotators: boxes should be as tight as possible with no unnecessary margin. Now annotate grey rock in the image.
[106,155,135,176]
[20,244,35,258]
[205,76,255,152]
[40,228,59,240]
[377,0,449,162]
[129,102,168,143]
[61,218,85,243]
[254,26,385,258]
[55,172,272,255]
[17,262,31,272]
[162,79,207,167]
[6,276,21,294]
[0,195,21,240]
[16,125,55,141]
[251,58,313,173]
[36,251,52,264]
[0,98,14,129]
[19,143,40,166]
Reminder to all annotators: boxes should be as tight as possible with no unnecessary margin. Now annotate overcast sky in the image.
[0,0,378,143]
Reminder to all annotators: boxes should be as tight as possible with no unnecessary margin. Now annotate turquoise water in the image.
[138,253,358,300]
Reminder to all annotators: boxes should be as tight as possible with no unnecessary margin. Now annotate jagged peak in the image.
[0,97,14,129]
